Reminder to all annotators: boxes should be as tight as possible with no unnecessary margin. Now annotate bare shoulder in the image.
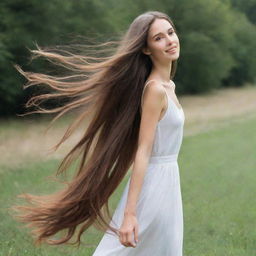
[141,80,166,124]
[143,80,165,102]
[137,80,166,153]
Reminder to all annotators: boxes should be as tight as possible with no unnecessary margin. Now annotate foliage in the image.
[0,0,255,115]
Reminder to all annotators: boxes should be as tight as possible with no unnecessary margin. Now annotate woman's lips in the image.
[166,47,177,53]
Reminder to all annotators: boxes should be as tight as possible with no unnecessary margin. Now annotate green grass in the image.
[1,116,256,255]
[180,116,256,255]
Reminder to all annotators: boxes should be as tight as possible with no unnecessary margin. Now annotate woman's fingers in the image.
[134,223,139,243]
[119,229,137,247]
[118,216,139,247]
[126,231,136,247]
[119,230,124,245]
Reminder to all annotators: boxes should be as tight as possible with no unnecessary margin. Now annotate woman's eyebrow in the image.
[152,28,174,38]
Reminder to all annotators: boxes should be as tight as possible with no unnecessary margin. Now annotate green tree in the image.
[230,0,256,24]
[223,6,256,86]
[0,0,110,115]
[1,0,255,115]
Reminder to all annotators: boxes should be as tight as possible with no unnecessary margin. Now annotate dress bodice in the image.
[140,80,185,156]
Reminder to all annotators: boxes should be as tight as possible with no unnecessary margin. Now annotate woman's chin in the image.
[165,55,179,62]
[169,53,180,61]
[163,51,179,60]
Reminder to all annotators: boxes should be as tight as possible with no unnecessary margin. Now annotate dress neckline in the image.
[157,85,184,123]
[165,91,183,111]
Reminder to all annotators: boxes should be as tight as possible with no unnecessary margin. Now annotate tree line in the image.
[0,0,255,116]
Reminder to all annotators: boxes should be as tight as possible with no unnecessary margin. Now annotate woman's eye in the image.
[155,31,174,41]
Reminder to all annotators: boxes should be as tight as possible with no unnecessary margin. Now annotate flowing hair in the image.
[12,11,178,246]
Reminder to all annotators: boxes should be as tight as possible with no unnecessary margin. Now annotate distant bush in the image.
[0,0,255,115]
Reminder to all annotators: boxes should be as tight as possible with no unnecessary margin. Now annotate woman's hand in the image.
[118,213,139,248]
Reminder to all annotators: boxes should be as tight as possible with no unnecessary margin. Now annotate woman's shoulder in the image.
[140,79,167,115]
[143,79,166,97]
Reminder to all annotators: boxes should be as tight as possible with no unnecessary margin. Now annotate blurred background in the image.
[0,0,256,255]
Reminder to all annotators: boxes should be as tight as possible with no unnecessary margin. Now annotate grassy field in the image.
[1,85,256,255]
[180,115,256,255]
[1,114,255,256]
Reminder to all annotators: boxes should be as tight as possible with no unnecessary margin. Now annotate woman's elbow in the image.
[136,145,152,160]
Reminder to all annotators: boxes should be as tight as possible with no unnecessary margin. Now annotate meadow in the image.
[1,85,256,256]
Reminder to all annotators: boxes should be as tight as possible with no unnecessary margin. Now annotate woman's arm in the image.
[118,81,165,247]
[124,81,165,216]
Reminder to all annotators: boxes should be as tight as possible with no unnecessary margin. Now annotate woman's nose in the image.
[166,34,174,44]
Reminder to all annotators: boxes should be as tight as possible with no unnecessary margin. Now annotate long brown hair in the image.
[13,11,178,246]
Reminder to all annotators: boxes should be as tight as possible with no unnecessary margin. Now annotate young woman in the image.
[14,11,185,255]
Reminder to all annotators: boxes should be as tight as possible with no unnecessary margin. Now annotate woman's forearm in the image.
[124,148,151,216]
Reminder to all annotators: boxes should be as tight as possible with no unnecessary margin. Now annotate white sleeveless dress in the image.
[92,80,185,256]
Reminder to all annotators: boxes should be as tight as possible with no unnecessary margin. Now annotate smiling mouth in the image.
[166,47,177,53]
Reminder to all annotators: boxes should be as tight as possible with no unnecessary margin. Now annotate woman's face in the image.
[143,18,180,63]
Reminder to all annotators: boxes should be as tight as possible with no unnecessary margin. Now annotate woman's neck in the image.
[150,62,172,84]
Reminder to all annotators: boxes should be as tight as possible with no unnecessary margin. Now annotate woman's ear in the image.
[142,47,151,55]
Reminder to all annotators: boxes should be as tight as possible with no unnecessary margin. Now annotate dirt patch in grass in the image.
[1,84,256,169]
[180,84,256,136]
